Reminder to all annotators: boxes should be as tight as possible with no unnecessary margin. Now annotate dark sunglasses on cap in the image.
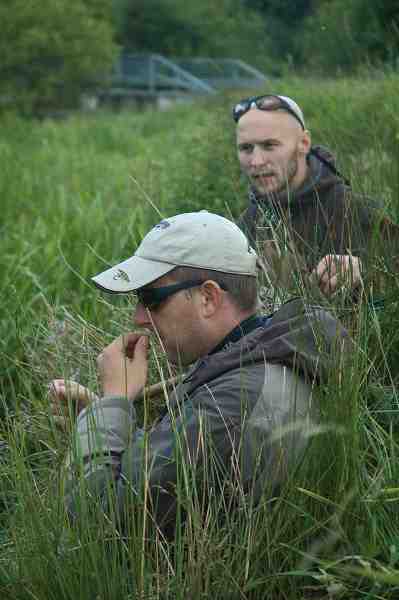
[136,279,227,310]
[232,94,304,130]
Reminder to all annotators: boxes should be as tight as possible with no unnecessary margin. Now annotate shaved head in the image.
[236,108,311,196]
[237,106,304,138]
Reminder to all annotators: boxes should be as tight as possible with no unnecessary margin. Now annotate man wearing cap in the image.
[53,211,349,533]
[234,94,397,298]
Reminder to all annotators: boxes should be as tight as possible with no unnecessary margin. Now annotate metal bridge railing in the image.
[112,54,216,95]
[174,57,267,89]
[110,54,267,97]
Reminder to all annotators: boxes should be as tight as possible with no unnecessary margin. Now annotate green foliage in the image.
[1,75,399,597]
[299,0,399,72]
[244,0,314,65]
[242,0,399,73]
[247,0,313,20]
[0,0,118,114]
[116,0,270,66]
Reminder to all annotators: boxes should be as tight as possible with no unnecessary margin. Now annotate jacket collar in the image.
[208,314,271,356]
[182,298,351,397]
[248,145,341,213]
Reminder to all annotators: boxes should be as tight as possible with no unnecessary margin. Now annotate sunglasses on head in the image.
[232,94,304,129]
[136,279,227,310]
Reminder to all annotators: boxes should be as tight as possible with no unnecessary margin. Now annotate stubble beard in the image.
[254,153,299,197]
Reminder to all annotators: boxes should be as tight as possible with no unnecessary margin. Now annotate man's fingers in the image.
[313,254,363,297]
[121,334,150,373]
[97,332,150,400]
[48,379,67,401]
[314,255,339,279]
[49,379,78,402]
[130,335,149,360]
[313,260,328,281]
[124,333,143,359]
[313,255,356,297]
[97,333,138,366]
[48,379,98,413]
[75,385,98,407]
[320,274,338,295]
[126,335,150,387]
[137,336,150,377]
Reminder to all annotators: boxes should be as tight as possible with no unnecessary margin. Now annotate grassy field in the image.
[1,74,399,598]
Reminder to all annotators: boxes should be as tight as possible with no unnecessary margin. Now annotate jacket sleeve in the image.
[341,196,399,287]
[63,373,253,525]
[64,395,137,518]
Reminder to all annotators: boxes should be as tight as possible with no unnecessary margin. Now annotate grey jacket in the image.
[65,299,349,531]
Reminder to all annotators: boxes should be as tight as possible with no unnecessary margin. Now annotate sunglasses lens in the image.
[233,96,277,122]
[256,95,281,110]
[136,280,204,310]
[137,290,156,309]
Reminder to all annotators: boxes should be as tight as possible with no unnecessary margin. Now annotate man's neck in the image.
[208,312,260,355]
[291,162,310,193]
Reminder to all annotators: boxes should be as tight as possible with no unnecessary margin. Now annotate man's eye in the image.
[260,142,275,150]
[239,144,253,153]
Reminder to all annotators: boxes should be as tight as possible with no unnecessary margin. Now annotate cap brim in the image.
[91,255,176,293]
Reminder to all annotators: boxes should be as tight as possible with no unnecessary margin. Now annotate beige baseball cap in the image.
[92,211,258,293]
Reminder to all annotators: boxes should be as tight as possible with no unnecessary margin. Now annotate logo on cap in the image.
[154,220,171,230]
[113,269,130,282]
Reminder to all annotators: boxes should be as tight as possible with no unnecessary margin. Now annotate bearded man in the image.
[234,94,398,298]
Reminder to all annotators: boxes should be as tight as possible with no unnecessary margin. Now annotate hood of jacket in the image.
[249,145,346,214]
[184,298,350,397]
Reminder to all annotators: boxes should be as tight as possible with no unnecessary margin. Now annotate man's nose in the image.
[134,303,152,328]
[250,146,266,167]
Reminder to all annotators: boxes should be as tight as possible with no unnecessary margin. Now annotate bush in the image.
[0,0,118,114]
[298,0,399,73]
[1,75,399,597]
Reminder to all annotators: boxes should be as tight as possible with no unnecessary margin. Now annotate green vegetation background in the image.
[1,75,399,598]
[2,0,398,113]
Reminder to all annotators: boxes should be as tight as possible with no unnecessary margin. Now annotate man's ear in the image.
[298,129,311,156]
[199,281,224,318]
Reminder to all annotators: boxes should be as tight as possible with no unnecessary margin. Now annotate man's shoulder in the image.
[313,177,383,221]
[189,352,267,400]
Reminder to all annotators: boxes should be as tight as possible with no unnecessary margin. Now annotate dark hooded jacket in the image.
[238,146,397,280]
[65,299,350,532]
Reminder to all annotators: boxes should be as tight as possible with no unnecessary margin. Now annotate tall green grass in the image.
[1,74,399,598]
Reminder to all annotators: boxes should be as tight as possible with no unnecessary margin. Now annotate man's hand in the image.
[97,333,149,400]
[313,254,363,296]
[48,379,98,427]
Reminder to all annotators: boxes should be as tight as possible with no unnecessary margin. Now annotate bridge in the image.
[100,53,267,103]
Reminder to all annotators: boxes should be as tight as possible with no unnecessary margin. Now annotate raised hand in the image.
[48,379,99,428]
[96,333,149,400]
[312,254,362,296]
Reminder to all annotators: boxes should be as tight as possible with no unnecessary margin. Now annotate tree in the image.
[0,0,118,113]
[245,0,314,22]
[243,0,314,64]
[116,0,270,67]
[298,0,399,72]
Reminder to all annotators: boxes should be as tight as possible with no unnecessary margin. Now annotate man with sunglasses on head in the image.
[234,94,397,299]
[52,211,349,534]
